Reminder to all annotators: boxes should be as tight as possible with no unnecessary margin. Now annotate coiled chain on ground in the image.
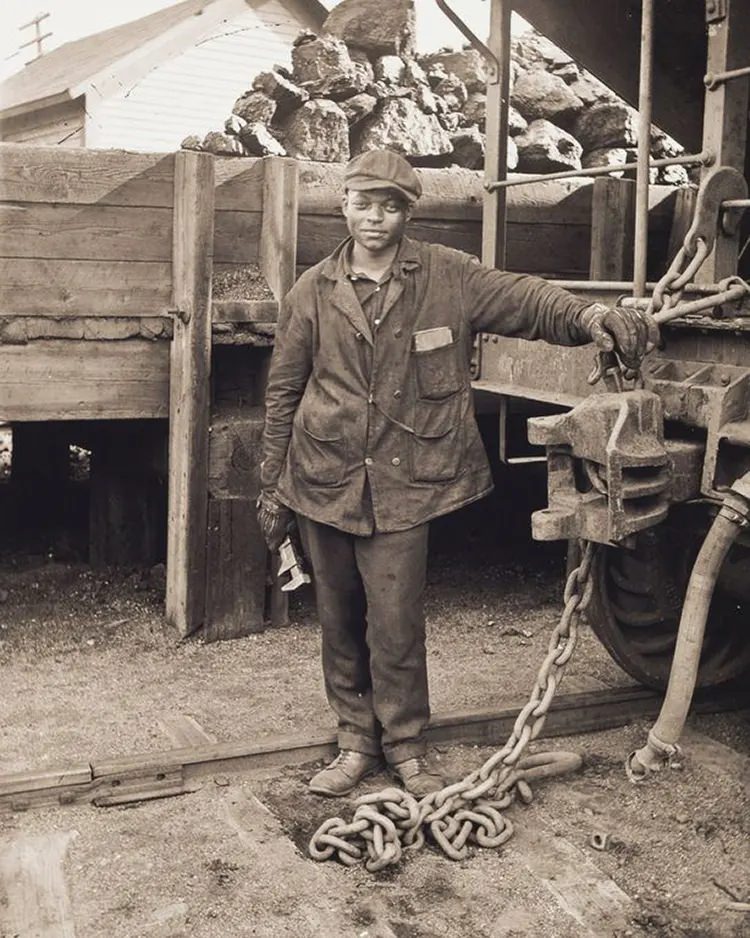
[309,541,598,872]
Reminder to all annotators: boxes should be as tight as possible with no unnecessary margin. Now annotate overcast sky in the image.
[0,1,526,82]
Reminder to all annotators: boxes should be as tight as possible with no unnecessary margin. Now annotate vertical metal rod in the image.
[481,0,511,269]
[633,0,654,298]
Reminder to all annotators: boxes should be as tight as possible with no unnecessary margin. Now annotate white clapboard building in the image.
[0,0,326,151]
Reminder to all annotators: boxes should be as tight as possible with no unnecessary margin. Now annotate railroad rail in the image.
[2,684,748,813]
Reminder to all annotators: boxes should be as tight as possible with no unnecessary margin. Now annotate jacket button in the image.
[355,331,363,340]
[364,457,373,466]
[393,389,402,398]
[394,328,402,337]
[391,457,401,467]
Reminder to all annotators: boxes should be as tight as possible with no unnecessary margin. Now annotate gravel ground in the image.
[0,528,748,937]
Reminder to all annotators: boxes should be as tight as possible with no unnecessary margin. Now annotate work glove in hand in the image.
[583,304,660,378]
[256,489,293,553]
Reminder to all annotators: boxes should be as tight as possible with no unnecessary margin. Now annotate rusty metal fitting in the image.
[529,391,670,545]
[626,731,682,784]
[589,832,612,851]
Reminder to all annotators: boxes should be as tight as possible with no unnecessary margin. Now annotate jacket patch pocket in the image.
[408,396,464,484]
[293,414,347,487]
[413,338,462,401]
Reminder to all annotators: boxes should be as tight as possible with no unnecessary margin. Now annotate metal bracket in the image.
[168,306,191,325]
[682,165,748,251]
[433,0,500,84]
[705,0,727,23]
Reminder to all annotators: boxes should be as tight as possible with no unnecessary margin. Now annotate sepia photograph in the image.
[0,0,748,935]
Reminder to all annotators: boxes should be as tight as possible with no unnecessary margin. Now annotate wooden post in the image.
[166,151,215,637]
[589,177,636,280]
[260,157,299,303]
[204,409,267,641]
[259,157,300,629]
[698,0,750,282]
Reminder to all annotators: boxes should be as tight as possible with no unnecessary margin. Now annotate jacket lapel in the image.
[378,275,405,325]
[329,277,373,345]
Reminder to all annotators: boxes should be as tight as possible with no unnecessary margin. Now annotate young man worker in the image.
[258,148,657,798]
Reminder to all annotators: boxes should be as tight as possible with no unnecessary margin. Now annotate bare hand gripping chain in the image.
[309,542,597,872]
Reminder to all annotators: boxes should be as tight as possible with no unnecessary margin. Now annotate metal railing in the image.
[485,151,711,189]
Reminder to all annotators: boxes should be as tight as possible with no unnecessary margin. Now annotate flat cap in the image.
[344,149,422,203]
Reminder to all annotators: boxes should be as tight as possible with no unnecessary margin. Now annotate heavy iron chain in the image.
[309,541,598,873]
[646,229,749,325]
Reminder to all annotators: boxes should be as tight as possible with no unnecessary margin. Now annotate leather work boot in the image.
[391,755,444,798]
[308,750,384,797]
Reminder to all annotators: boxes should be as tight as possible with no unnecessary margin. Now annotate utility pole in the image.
[19,12,52,65]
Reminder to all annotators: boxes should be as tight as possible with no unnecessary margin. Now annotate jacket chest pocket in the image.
[413,339,463,400]
[408,396,464,484]
[292,414,348,487]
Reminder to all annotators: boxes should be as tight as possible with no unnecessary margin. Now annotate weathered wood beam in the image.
[0,339,169,420]
[259,156,299,303]
[165,150,215,637]
[589,177,635,280]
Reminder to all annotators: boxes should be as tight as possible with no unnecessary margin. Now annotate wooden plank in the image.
[157,713,218,748]
[0,832,78,937]
[0,339,169,420]
[212,299,278,323]
[260,156,299,302]
[213,208,262,264]
[213,156,265,210]
[514,809,634,935]
[589,177,635,280]
[165,150,215,637]
[296,161,677,226]
[205,498,267,641]
[0,258,172,316]
[0,202,173,261]
[223,792,343,934]
[297,215,594,274]
[0,143,175,205]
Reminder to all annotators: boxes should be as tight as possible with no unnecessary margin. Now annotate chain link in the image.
[309,541,598,872]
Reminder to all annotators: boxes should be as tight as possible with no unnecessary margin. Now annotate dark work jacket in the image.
[261,236,592,535]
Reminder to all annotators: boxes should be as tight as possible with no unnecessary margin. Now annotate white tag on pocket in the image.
[412,326,453,352]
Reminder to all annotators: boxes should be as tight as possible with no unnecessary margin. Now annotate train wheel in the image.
[589,505,750,690]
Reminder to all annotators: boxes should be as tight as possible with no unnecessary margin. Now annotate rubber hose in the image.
[627,480,749,779]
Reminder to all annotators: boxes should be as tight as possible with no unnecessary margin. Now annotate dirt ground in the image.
[0,527,749,938]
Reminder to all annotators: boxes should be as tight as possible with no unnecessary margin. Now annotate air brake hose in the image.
[626,471,750,782]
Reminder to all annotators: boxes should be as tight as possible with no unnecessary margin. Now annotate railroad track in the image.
[2,683,748,812]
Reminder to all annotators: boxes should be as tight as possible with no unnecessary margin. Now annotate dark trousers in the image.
[297,516,430,764]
